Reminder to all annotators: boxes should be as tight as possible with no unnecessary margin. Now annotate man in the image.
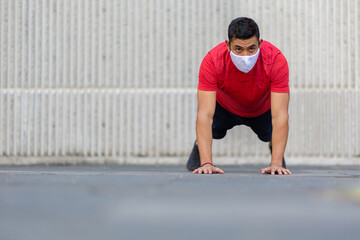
[186,17,292,175]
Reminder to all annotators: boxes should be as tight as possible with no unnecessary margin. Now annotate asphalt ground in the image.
[1,164,360,240]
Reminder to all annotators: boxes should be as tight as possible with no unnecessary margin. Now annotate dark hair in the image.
[228,17,260,42]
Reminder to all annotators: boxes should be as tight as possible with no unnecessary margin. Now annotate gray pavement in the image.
[1,164,360,240]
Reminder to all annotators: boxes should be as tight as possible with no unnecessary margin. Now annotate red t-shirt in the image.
[198,41,289,117]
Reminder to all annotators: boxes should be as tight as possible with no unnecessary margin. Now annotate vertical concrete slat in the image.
[355,0,359,156]
[54,0,60,156]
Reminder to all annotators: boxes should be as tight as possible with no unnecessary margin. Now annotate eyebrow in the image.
[234,44,257,49]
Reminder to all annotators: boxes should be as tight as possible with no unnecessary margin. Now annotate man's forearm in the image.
[196,115,213,165]
[271,116,289,166]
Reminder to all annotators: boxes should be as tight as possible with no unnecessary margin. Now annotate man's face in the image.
[226,36,262,56]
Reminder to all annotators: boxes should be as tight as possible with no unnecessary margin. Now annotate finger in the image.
[271,169,275,175]
[198,169,202,174]
[287,169,292,175]
[192,169,198,174]
[216,168,224,174]
[203,169,208,174]
[277,169,283,175]
[208,169,212,174]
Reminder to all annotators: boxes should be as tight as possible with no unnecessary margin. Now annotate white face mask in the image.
[230,48,260,73]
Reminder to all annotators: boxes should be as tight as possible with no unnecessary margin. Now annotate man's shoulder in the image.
[201,42,230,74]
[210,42,228,52]
[260,41,287,64]
[206,42,228,61]
[199,42,229,78]
[261,40,281,53]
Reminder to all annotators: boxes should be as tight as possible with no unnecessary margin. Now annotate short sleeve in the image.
[270,52,290,93]
[197,53,218,91]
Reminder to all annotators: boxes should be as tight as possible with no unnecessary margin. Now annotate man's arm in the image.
[193,90,224,174]
[261,92,292,175]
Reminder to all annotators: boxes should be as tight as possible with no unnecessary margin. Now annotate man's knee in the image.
[257,133,272,142]
[212,129,227,139]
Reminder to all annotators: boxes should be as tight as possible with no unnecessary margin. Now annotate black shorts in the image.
[212,102,272,142]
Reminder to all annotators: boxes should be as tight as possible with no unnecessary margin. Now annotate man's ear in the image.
[225,40,231,51]
[259,38,263,47]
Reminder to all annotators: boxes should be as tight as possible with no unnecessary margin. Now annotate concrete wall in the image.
[0,0,359,165]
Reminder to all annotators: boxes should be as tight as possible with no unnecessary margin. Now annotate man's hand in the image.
[261,165,292,175]
[193,165,224,174]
